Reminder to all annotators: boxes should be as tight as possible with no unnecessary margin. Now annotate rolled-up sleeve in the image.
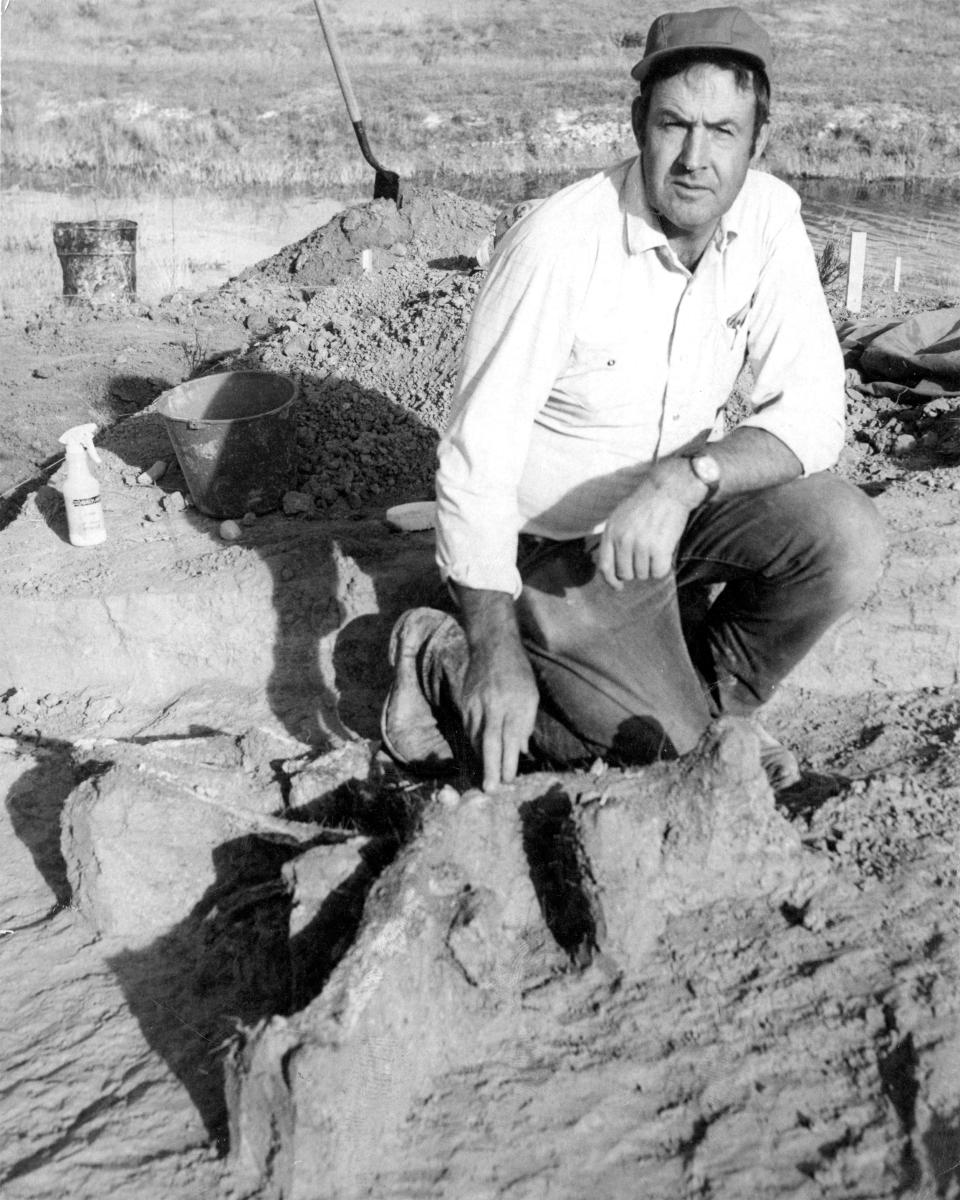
[737,203,845,475]
[436,225,595,596]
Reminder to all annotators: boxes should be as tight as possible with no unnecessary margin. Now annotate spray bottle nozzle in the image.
[59,423,102,464]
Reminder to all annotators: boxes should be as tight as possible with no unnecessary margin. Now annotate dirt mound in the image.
[238,187,493,288]
[167,188,496,519]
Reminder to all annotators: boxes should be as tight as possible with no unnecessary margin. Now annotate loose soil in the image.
[2,185,959,1200]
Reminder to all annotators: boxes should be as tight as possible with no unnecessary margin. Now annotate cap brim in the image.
[631,44,767,83]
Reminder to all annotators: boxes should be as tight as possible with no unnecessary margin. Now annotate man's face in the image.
[637,63,769,245]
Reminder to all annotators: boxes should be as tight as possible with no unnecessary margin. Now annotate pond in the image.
[3,172,957,310]
[442,170,960,299]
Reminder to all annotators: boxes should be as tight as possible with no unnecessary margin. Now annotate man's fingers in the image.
[481,719,505,791]
[479,706,536,791]
[463,696,484,746]
[497,720,530,786]
[596,536,622,589]
[649,544,673,578]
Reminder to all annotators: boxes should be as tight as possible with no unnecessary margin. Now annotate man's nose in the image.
[678,126,708,170]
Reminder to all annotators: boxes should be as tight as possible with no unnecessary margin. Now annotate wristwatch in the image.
[685,452,721,501]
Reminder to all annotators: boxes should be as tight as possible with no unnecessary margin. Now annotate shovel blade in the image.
[373,169,402,207]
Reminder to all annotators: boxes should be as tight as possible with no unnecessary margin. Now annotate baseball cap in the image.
[631,7,772,84]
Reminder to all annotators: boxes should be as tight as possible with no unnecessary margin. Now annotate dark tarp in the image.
[838,306,960,402]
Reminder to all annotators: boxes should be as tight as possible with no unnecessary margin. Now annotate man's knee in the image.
[805,476,886,607]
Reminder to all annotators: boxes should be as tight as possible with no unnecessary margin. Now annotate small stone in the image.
[242,511,257,526]
[136,459,168,485]
[245,312,273,336]
[162,491,186,512]
[219,520,242,541]
[282,490,314,515]
[893,434,917,456]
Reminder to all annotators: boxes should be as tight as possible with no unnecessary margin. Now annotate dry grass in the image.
[2,0,959,193]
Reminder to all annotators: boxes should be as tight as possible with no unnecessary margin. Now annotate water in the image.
[434,169,960,299]
[4,174,957,310]
[1,191,349,308]
[796,180,960,298]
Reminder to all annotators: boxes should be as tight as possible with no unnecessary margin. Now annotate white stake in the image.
[894,256,902,293]
[845,231,867,313]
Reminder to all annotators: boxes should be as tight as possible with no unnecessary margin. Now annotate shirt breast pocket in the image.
[561,336,632,414]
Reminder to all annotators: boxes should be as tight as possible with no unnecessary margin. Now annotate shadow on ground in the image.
[3,363,454,1152]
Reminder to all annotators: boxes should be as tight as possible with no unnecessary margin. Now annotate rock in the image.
[283,836,396,1008]
[282,490,314,515]
[245,312,273,335]
[226,785,564,1199]
[284,740,377,812]
[219,519,242,540]
[573,719,828,971]
[162,490,186,512]
[224,720,826,1198]
[61,739,285,942]
[136,459,168,485]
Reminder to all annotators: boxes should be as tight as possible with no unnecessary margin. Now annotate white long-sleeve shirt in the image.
[436,157,845,597]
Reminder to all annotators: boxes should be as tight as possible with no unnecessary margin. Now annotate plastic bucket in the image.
[156,371,299,518]
[52,219,137,303]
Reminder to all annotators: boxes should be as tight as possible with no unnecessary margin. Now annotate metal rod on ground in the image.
[894,256,902,293]
[311,0,402,206]
[845,230,867,313]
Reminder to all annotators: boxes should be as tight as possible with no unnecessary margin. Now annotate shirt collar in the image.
[622,157,668,255]
[622,155,744,257]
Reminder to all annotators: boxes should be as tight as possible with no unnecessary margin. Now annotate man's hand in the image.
[455,587,539,791]
[597,459,706,588]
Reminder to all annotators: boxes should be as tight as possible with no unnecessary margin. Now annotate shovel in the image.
[312,0,402,207]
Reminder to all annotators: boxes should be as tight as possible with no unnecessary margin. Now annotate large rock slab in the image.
[224,720,834,1199]
[62,736,290,942]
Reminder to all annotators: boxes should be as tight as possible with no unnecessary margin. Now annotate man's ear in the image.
[751,120,771,164]
[630,94,645,149]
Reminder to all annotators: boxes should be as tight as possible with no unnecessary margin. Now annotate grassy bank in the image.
[3,0,959,194]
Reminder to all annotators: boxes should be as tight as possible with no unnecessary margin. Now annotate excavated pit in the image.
[3,187,960,1200]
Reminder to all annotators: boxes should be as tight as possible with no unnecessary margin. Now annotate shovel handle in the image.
[312,0,363,125]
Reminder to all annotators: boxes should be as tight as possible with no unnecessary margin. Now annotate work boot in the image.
[379,607,469,774]
[754,722,801,791]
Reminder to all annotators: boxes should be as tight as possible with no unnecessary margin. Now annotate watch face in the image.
[693,454,721,485]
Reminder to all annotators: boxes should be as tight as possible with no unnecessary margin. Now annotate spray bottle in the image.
[59,423,107,547]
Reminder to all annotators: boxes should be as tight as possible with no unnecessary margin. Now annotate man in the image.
[381,6,885,792]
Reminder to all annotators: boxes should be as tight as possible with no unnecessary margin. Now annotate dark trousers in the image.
[513,473,885,767]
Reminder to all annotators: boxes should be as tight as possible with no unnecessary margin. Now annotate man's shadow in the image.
[4,359,453,1164]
